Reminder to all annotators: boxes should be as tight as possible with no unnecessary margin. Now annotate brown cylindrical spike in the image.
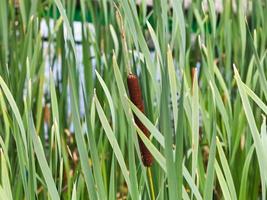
[127,74,153,167]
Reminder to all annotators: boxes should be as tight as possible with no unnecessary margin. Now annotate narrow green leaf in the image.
[94,94,131,196]
[191,68,199,181]
[135,124,166,172]
[217,138,237,200]
[1,149,12,200]
[234,65,267,188]
[238,146,254,200]
[95,70,116,131]
[0,76,28,157]
[29,115,60,200]
[215,160,231,200]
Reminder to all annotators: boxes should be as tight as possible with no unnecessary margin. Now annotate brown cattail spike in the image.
[127,74,153,167]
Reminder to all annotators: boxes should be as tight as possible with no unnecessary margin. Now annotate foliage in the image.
[0,0,267,199]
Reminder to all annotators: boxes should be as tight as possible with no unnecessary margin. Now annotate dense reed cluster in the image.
[0,0,267,199]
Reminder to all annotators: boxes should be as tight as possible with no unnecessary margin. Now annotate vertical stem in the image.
[114,4,131,74]
[148,167,155,200]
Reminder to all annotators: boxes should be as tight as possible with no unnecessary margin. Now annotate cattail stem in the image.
[127,73,153,167]
[115,5,131,74]
[148,167,155,200]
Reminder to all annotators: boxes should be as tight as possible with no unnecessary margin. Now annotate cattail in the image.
[127,74,153,167]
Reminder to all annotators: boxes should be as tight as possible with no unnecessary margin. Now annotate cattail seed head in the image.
[127,74,153,167]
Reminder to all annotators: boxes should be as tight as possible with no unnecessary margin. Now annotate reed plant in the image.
[0,0,267,199]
